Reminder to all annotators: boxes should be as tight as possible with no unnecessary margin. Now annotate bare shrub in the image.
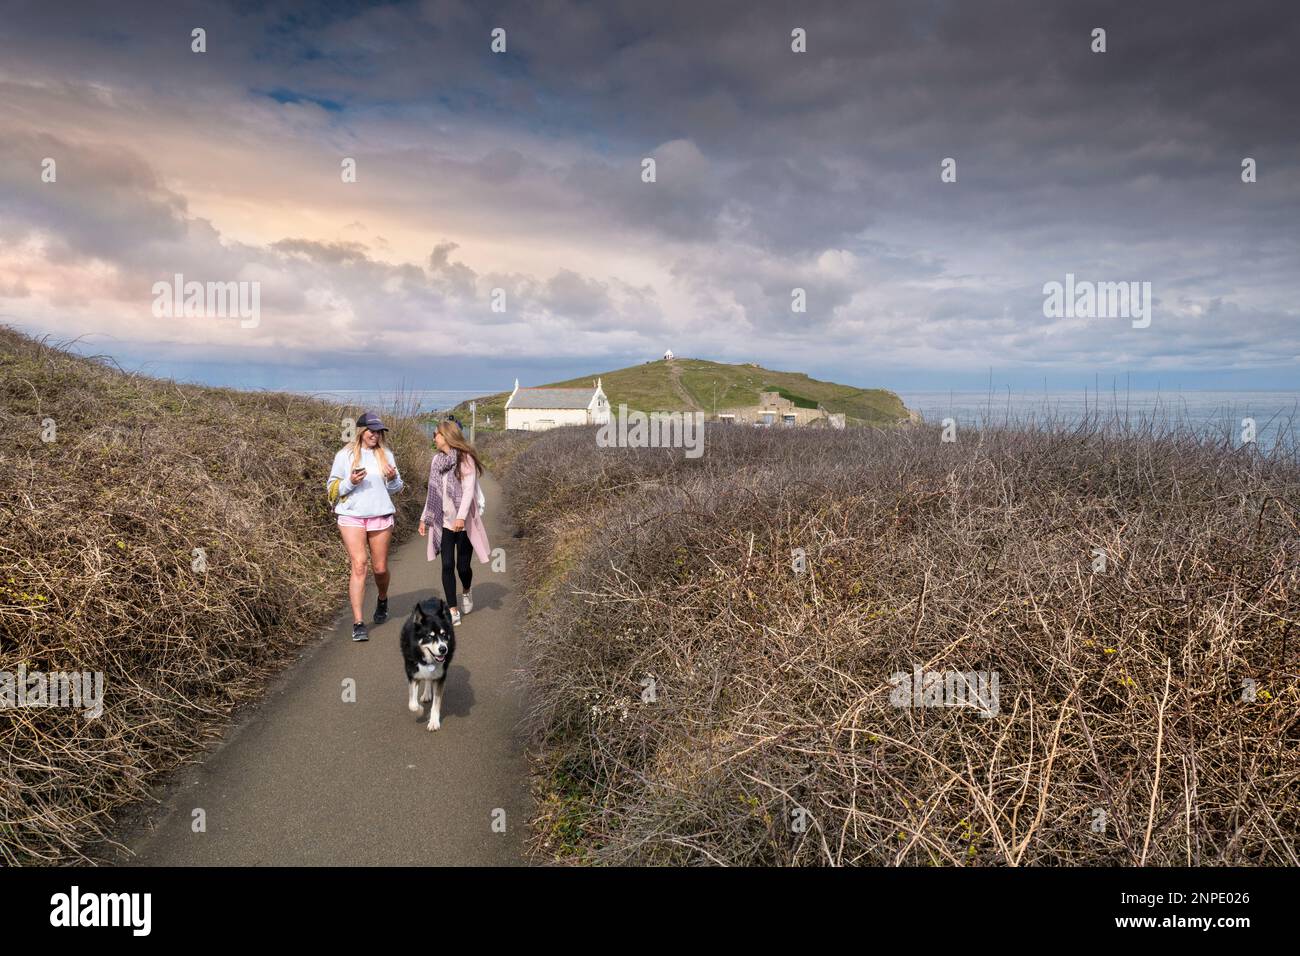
[508,420,1299,865]
[0,328,432,863]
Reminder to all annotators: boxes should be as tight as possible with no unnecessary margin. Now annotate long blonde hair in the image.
[347,426,391,473]
[437,420,482,476]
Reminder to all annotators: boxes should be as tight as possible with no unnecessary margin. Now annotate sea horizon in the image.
[903,388,1300,452]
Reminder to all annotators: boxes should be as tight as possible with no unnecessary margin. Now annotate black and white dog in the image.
[399,598,456,731]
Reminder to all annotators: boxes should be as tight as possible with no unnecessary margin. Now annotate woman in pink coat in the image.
[418,420,491,626]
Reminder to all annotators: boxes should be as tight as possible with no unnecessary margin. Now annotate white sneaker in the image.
[450,608,462,627]
[462,591,473,615]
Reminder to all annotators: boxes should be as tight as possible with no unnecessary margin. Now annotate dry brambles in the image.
[497,417,1299,865]
[0,328,431,864]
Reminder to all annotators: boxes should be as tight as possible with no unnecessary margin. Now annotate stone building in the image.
[714,390,828,427]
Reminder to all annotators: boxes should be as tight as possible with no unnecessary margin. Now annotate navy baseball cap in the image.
[357,411,388,432]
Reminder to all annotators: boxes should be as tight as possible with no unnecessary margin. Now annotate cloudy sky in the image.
[1,0,1297,393]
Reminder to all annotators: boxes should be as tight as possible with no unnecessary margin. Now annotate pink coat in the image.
[424,456,491,565]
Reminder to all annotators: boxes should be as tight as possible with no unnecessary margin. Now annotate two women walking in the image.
[328,412,490,639]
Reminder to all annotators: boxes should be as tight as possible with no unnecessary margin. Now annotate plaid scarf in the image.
[424,451,462,528]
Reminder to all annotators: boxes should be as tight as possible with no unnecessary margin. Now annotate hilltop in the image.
[449,357,911,430]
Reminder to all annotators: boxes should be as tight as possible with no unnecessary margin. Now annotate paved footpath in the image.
[111,474,529,866]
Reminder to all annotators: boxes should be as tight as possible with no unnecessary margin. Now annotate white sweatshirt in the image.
[328,446,404,517]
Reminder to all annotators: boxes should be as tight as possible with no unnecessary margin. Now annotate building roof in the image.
[507,386,600,410]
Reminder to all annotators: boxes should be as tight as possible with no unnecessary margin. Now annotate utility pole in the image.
[469,401,477,443]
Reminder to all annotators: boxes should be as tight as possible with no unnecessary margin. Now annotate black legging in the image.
[440,527,472,607]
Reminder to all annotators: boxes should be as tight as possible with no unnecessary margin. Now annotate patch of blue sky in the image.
[257,87,347,112]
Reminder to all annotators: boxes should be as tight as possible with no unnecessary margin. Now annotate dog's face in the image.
[411,602,452,664]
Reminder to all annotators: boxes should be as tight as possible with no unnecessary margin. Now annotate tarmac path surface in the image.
[113,474,529,866]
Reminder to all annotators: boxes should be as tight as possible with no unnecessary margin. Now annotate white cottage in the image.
[505,378,611,431]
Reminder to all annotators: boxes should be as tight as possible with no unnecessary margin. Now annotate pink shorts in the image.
[337,514,394,532]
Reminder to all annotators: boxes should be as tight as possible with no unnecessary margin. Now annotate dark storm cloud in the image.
[0,0,1297,381]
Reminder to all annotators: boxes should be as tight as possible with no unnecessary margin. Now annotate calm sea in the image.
[899,390,1300,453]
[294,388,487,416]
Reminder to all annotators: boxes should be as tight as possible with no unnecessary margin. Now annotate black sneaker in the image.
[373,598,389,624]
[351,622,369,642]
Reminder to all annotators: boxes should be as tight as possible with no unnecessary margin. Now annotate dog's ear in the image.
[413,602,425,620]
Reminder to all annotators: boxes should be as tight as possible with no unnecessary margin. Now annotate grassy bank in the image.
[0,328,432,863]
[449,357,912,430]
[503,421,1299,864]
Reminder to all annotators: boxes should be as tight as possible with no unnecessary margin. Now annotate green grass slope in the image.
[451,358,910,430]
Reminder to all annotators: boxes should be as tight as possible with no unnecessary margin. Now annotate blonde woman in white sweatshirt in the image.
[327,411,404,641]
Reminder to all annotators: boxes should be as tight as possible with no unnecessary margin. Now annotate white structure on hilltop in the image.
[505,378,610,431]
[663,349,674,360]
